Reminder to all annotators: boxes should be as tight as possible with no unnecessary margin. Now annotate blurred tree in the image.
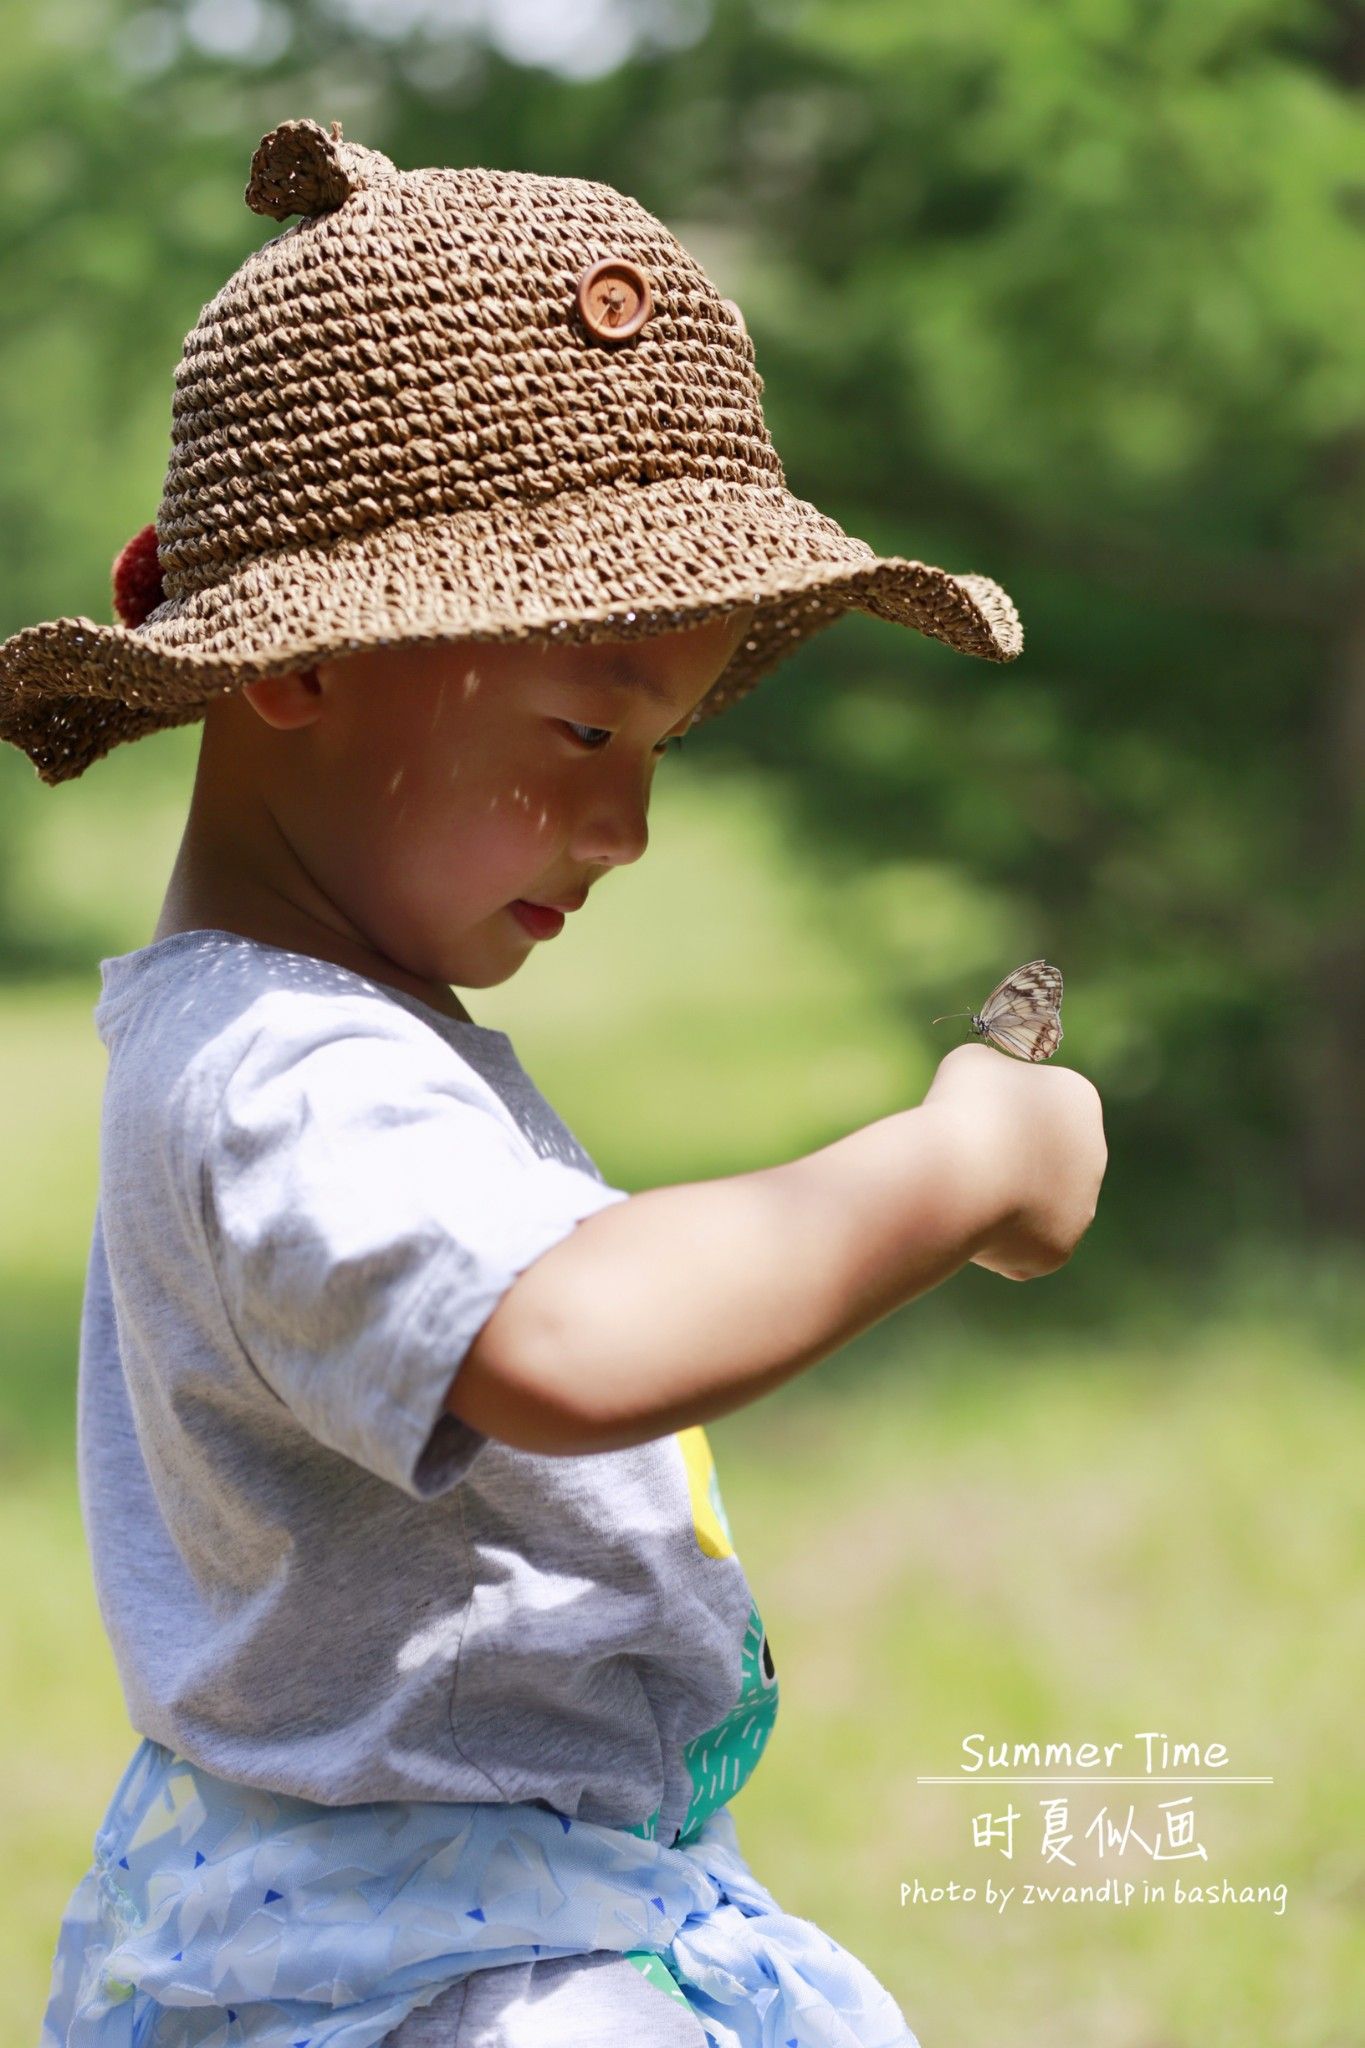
[1,0,1362,1259]
[731,0,1365,1248]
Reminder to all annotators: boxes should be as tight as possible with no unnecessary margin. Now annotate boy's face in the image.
[211,607,755,1001]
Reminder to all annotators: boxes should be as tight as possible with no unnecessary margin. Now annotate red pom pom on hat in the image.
[112,522,166,628]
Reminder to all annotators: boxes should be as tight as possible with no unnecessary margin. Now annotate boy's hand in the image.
[921,1042,1107,1281]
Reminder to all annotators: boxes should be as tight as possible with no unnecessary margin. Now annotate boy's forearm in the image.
[448,1102,1011,1455]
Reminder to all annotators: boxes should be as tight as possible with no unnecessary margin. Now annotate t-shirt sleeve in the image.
[198,1011,631,1499]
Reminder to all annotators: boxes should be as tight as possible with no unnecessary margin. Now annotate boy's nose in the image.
[568,791,650,871]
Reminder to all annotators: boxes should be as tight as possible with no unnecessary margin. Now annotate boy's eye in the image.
[560,720,611,749]
[558,721,685,756]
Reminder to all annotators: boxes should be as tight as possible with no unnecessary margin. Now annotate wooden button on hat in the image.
[576,258,654,343]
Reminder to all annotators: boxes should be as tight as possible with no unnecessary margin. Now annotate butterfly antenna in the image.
[931,1012,971,1026]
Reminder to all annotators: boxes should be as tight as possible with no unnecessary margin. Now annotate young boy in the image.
[1,119,1106,2048]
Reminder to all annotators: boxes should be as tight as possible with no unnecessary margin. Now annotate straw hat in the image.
[0,117,1023,788]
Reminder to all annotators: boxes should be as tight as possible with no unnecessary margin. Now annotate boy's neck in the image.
[154,715,478,1025]
[150,871,477,1028]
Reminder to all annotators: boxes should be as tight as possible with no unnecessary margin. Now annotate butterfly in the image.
[932,959,1064,1062]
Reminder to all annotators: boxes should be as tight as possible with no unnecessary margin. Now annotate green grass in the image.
[720,1334,1365,2048]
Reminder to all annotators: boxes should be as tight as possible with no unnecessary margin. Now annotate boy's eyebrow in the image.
[573,650,681,709]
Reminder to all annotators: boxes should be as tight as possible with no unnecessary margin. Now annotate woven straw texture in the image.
[0,117,1023,787]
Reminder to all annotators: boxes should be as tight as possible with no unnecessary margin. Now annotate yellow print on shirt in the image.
[675,1424,734,1559]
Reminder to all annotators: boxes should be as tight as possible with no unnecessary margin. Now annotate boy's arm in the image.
[448,1100,1014,1455]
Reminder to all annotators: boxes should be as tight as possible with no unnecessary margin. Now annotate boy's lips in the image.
[525,890,588,912]
[509,899,570,939]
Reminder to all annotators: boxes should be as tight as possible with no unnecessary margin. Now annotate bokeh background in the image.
[3,3,1363,2043]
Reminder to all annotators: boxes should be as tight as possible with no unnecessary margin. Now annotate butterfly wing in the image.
[977,960,1064,1062]
[979,959,1063,1026]
[986,1013,1064,1062]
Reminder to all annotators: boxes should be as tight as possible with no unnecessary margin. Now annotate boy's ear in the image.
[240,666,325,730]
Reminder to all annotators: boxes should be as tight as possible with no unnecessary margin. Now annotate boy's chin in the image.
[461,959,529,991]
[439,936,535,992]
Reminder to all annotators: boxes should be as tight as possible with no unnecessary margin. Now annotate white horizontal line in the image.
[916,1776,1273,1786]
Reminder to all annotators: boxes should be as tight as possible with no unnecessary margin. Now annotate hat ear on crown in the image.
[245,117,397,222]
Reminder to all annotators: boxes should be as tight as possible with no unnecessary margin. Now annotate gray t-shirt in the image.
[79,929,778,1849]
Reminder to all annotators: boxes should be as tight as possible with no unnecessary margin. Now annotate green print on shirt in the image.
[674,1593,780,1846]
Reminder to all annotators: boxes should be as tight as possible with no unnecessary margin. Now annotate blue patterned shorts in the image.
[41,1738,919,2048]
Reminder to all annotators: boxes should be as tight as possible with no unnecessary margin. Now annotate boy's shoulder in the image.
[96,930,515,1138]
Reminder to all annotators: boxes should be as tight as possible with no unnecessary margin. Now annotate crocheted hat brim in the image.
[0,475,1021,786]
